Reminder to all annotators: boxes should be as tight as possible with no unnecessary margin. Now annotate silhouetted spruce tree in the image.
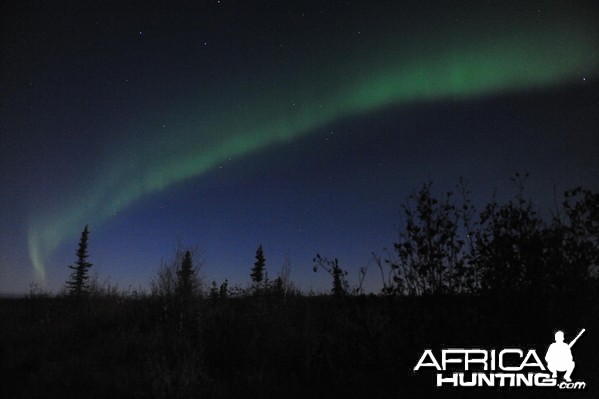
[313,254,348,296]
[331,261,346,296]
[66,225,92,298]
[151,244,204,298]
[250,245,266,287]
[176,250,196,301]
[219,279,229,298]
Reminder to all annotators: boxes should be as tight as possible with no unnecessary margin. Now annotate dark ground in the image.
[1,291,597,398]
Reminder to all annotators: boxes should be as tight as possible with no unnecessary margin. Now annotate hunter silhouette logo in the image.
[545,329,584,382]
[413,328,587,390]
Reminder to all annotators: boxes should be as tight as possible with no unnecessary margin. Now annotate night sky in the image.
[1,0,597,294]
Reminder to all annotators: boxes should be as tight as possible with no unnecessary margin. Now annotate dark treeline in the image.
[379,175,598,297]
[1,176,598,398]
[54,174,599,300]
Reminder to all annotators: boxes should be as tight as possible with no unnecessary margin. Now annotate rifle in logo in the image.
[545,329,585,382]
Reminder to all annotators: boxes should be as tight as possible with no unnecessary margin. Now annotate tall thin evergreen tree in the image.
[177,250,196,300]
[250,245,266,286]
[66,225,92,297]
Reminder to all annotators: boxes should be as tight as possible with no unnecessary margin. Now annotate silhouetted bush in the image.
[381,175,598,297]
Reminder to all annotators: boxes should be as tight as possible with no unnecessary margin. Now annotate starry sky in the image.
[1,0,598,294]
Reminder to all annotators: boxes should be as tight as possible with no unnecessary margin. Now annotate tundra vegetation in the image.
[1,176,597,398]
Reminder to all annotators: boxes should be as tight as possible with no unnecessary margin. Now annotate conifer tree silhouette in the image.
[176,250,196,300]
[66,225,92,297]
[250,245,266,287]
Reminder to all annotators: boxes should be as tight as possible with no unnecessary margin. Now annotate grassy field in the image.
[1,291,597,398]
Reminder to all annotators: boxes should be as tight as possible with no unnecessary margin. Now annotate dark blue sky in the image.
[1,0,597,294]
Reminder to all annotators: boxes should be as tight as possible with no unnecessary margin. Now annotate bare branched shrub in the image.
[88,273,121,298]
[380,175,598,297]
[387,180,477,295]
[27,282,51,299]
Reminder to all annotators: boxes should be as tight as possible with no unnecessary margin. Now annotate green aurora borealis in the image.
[27,7,598,282]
